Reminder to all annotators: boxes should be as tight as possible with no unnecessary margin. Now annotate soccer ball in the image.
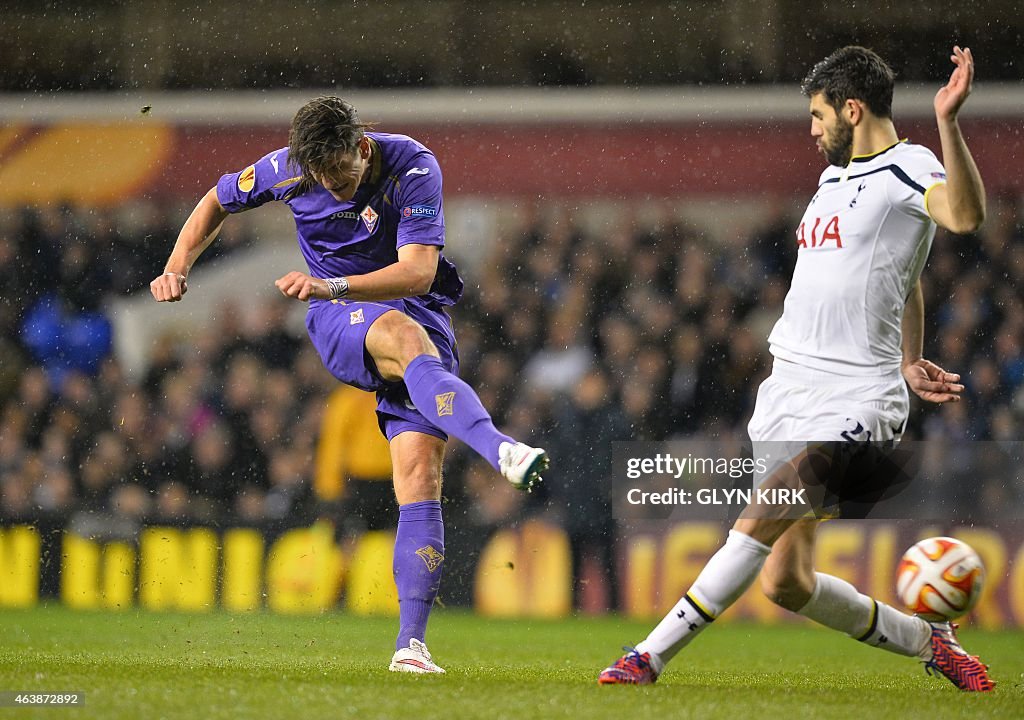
[895,537,985,621]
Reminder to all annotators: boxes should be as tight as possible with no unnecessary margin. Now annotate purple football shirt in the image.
[216,132,463,307]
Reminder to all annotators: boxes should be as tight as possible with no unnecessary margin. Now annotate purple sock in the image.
[404,354,514,470]
[394,500,445,650]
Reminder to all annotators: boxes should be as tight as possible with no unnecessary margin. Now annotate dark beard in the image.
[823,116,854,167]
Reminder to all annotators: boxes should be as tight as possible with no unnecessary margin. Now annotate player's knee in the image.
[384,314,438,362]
[761,572,814,611]
[402,325,439,362]
[394,466,441,503]
[367,312,440,380]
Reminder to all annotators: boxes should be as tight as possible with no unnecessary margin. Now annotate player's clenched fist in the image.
[275,270,330,301]
[150,272,188,302]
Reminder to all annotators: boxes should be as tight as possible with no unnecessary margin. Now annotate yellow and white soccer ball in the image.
[896,536,985,621]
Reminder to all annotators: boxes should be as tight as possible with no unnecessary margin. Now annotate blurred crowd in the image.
[1,193,1023,602]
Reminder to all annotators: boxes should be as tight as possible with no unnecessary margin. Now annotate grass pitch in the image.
[0,605,1020,719]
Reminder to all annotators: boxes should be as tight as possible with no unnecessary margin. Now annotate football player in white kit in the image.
[600,46,994,691]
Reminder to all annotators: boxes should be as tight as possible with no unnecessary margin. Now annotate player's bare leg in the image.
[758,518,817,611]
[366,310,547,490]
[388,431,447,674]
[365,309,442,382]
[390,430,444,506]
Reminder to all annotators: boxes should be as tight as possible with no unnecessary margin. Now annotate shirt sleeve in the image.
[393,152,445,250]
[891,147,946,222]
[216,147,300,213]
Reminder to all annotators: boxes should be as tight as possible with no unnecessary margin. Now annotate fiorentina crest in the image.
[435,391,455,417]
[360,205,379,233]
[415,545,444,573]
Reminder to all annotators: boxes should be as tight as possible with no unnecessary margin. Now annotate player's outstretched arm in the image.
[901,280,963,404]
[275,244,439,303]
[150,187,229,302]
[926,46,986,234]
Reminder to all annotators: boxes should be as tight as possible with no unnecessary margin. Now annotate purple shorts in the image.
[305,297,459,442]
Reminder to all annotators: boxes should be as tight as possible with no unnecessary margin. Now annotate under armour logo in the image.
[676,608,698,631]
[435,391,455,417]
[878,634,888,644]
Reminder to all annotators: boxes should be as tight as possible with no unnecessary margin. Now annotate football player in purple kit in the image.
[150,96,549,674]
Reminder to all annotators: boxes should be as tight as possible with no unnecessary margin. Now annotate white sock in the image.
[637,530,771,667]
[798,572,930,657]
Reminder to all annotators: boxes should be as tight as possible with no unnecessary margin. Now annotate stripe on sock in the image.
[854,599,879,642]
[686,592,716,622]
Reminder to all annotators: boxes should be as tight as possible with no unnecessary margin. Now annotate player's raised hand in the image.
[150,271,188,302]
[902,358,964,404]
[934,46,974,122]
[275,270,331,301]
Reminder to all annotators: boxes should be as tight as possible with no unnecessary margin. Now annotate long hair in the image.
[801,46,896,118]
[286,96,374,199]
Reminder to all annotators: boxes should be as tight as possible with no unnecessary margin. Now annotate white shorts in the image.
[748,359,909,443]
[747,359,909,493]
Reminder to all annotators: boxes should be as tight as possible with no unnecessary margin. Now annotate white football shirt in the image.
[768,141,946,377]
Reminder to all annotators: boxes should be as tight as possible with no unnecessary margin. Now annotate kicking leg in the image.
[366,310,547,489]
[388,431,446,674]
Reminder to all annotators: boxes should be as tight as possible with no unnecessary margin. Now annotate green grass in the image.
[0,606,1020,719]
